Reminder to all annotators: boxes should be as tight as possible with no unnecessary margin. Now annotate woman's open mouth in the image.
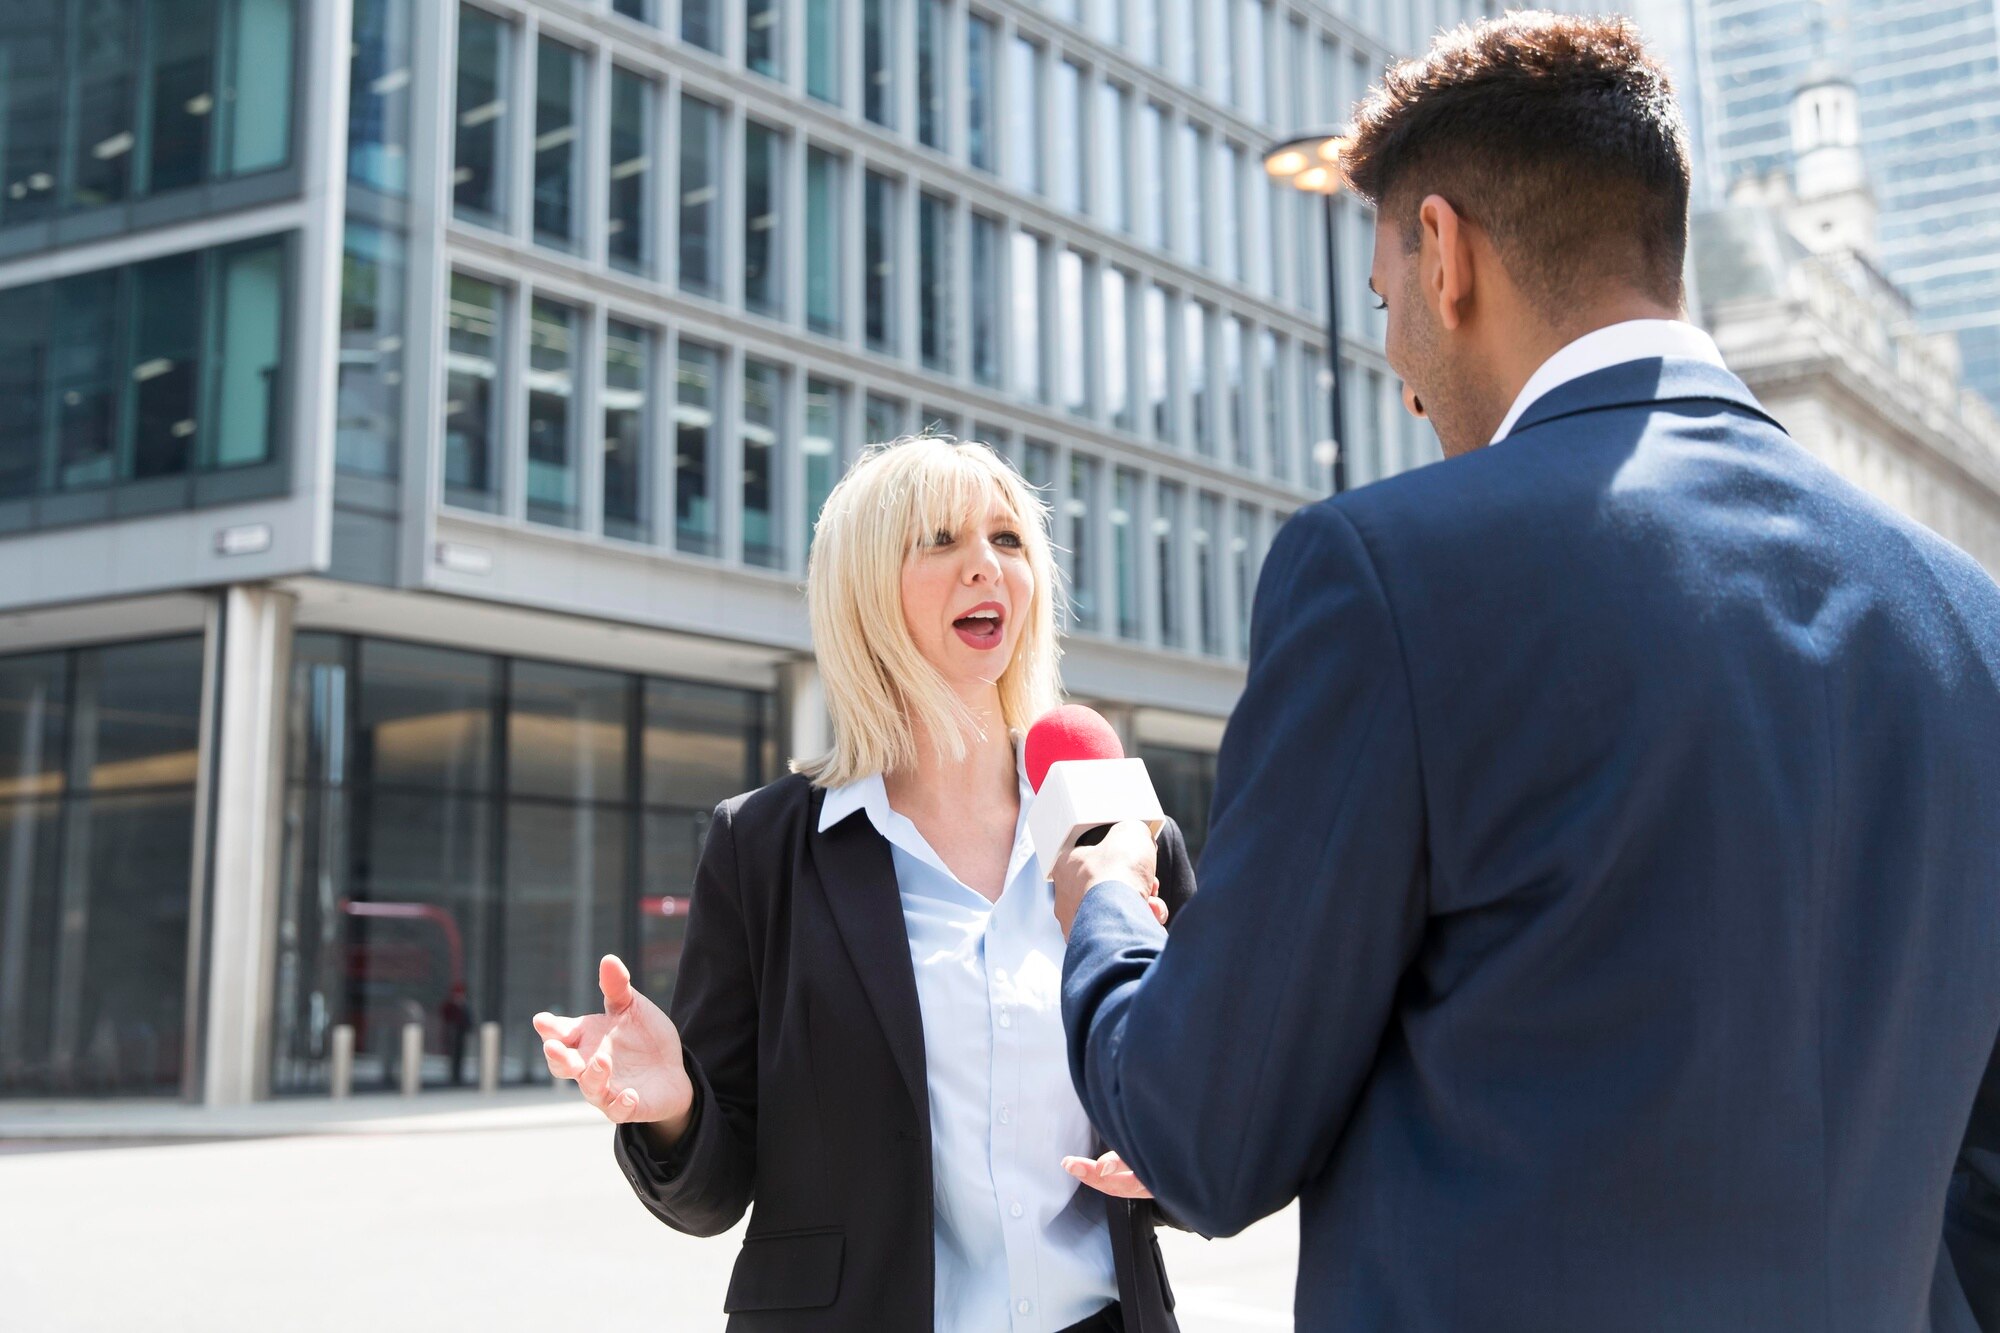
[952,602,1006,650]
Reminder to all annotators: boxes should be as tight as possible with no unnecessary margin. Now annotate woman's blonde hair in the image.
[794,435,1061,788]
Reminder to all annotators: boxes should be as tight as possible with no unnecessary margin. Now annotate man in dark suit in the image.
[1052,12,2000,1329]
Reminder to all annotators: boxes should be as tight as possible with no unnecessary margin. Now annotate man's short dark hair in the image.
[1341,12,1691,313]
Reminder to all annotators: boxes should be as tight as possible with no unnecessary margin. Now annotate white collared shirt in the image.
[1490,319,1727,444]
[818,763,1116,1333]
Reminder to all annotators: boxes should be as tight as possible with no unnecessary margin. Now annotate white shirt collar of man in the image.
[1490,318,1727,445]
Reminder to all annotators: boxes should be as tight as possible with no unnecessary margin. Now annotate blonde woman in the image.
[533,437,1193,1332]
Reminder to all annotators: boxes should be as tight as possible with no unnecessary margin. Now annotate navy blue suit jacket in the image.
[1063,358,2000,1329]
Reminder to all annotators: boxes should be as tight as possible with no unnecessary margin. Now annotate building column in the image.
[195,585,296,1106]
[779,656,829,772]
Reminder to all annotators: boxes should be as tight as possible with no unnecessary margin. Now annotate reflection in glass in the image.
[53,271,120,490]
[603,320,650,542]
[356,639,497,792]
[742,360,784,570]
[216,0,293,176]
[918,0,946,150]
[502,802,626,1082]
[0,284,45,498]
[1185,302,1210,456]
[971,214,1001,388]
[534,40,582,250]
[682,0,719,52]
[453,6,510,226]
[1055,61,1084,214]
[1145,284,1169,441]
[1179,123,1207,266]
[1140,104,1167,251]
[1021,439,1054,496]
[1103,268,1131,432]
[130,253,202,481]
[1137,744,1215,860]
[1097,84,1128,232]
[920,193,953,373]
[1261,330,1286,481]
[509,662,629,802]
[0,5,63,226]
[1067,455,1100,630]
[337,224,404,477]
[1156,479,1183,648]
[1245,0,1268,123]
[527,299,578,529]
[1012,232,1043,402]
[1223,316,1248,468]
[614,0,653,21]
[865,394,904,446]
[807,148,843,337]
[747,0,781,80]
[70,0,138,211]
[1196,491,1221,654]
[865,171,897,353]
[349,0,412,193]
[676,341,719,556]
[147,0,217,195]
[1007,39,1040,193]
[210,240,284,469]
[608,69,652,274]
[805,378,844,549]
[807,0,840,104]
[1059,250,1088,416]
[679,96,722,297]
[1114,469,1140,640]
[1218,142,1243,281]
[1233,502,1257,657]
[444,273,503,512]
[967,15,996,173]
[864,0,893,127]
[744,123,783,317]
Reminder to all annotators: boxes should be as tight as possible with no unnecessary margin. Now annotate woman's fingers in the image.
[1063,1151,1155,1198]
[544,1039,586,1083]
[1146,894,1170,926]
[532,1011,585,1045]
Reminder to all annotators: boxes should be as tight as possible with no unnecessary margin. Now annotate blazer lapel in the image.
[808,812,929,1119]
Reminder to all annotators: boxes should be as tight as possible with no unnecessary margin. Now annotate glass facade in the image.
[608,68,652,275]
[602,319,650,542]
[337,224,404,478]
[452,5,509,227]
[532,39,583,251]
[271,634,773,1095]
[1,638,205,1098]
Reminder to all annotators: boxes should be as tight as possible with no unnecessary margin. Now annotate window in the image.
[1185,302,1210,455]
[129,256,201,482]
[675,341,719,555]
[683,0,720,51]
[1059,250,1089,417]
[1175,0,1199,85]
[1196,491,1222,654]
[920,193,954,372]
[533,41,583,250]
[747,0,781,80]
[865,394,905,445]
[805,378,845,547]
[1144,284,1169,440]
[806,148,843,337]
[214,243,287,472]
[967,15,997,172]
[1218,143,1244,282]
[1247,166,1273,299]
[865,0,894,127]
[337,224,404,477]
[1140,104,1167,252]
[608,69,653,274]
[1092,0,1125,44]
[1011,232,1045,402]
[679,96,723,297]
[1155,479,1184,648]
[1141,0,1165,68]
[742,360,784,569]
[1103,267,1131,431]
[1113,468,1141,639]
[971,213,1002,387]
[613,0,654,21]
[1302,347,1331,490]
[453,6,510,227]
[865,171,898,353]
[1007,39,1041,194]
[1068,455,1101,631]
[1215,0,1237,105]
[744,122,784,317]
[1233,503,1257,656]
[1179,123,1207,266]
[919,0,947,150]
[1055,61,1085,214]
[527,298,580,529]
[1245,0,1269,123]
[0,7,62,226]
[1261,330,1287,482]
[807,0,840,103]
[1097,84,1129,232]
[349,0,413,193]
[1021,439,1055,497]
[1223,317,1248,469]
[445,272,503,512]
[603,320,650,542]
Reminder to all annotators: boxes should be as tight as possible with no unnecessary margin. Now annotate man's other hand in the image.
[1053,821,1163,938]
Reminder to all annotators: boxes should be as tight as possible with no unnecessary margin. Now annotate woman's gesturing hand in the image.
[1061,1151,1155,1200]
[533,955,695,1142]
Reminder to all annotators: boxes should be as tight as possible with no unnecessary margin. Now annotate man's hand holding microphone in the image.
[1023,704,1168,938]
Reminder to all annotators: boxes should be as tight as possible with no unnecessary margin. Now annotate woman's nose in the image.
[961,539,1001,582]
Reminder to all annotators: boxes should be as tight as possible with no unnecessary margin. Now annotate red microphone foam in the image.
[1025,705,1125,793]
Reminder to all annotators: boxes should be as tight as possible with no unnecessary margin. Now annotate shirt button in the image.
[998,1106,1012,1124]
[998,1014,1012,1028]
[1010,1201,1024,1218]
[1017,1300,1032,1315]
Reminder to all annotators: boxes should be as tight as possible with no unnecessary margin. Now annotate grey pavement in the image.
[0,1091,1297,1331]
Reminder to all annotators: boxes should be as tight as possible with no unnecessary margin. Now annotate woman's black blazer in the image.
[612,772,1196,1332]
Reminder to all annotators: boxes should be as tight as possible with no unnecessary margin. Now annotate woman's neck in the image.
[884,689,1017,813]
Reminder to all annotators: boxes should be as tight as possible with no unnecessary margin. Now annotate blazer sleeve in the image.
[1063,501,1428,1240]
[1946,1029,2000,1325]
[612,799,759,1237]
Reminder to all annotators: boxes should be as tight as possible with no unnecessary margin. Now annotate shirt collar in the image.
[816,738,1035,837]
[1490,319,1726,445]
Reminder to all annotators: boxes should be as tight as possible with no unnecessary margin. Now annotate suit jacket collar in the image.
[1504,356,1788,441]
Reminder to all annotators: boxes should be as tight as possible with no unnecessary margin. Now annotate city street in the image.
[0,1098,1297,1332]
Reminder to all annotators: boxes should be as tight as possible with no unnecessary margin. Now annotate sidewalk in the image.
[0,1085,601,1141]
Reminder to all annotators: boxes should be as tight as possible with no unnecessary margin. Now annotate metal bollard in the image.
[329,1024,354,1099]
[479,1021,502,1094]
[401,1022,424,1097]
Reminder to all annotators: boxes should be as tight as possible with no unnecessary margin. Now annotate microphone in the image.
[1024,705,1166,882]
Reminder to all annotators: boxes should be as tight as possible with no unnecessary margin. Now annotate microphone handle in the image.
[1074,824,1112,847]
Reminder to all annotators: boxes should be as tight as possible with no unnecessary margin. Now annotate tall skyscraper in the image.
[1645,0,2000,409]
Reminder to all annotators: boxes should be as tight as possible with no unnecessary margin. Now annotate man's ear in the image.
[1417,194,1473,332]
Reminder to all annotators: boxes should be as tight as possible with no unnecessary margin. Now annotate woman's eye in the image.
[993,530,1023,549]
[930,529,955,547]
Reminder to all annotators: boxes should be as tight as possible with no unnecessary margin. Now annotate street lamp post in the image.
[1264,131,1351,494]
